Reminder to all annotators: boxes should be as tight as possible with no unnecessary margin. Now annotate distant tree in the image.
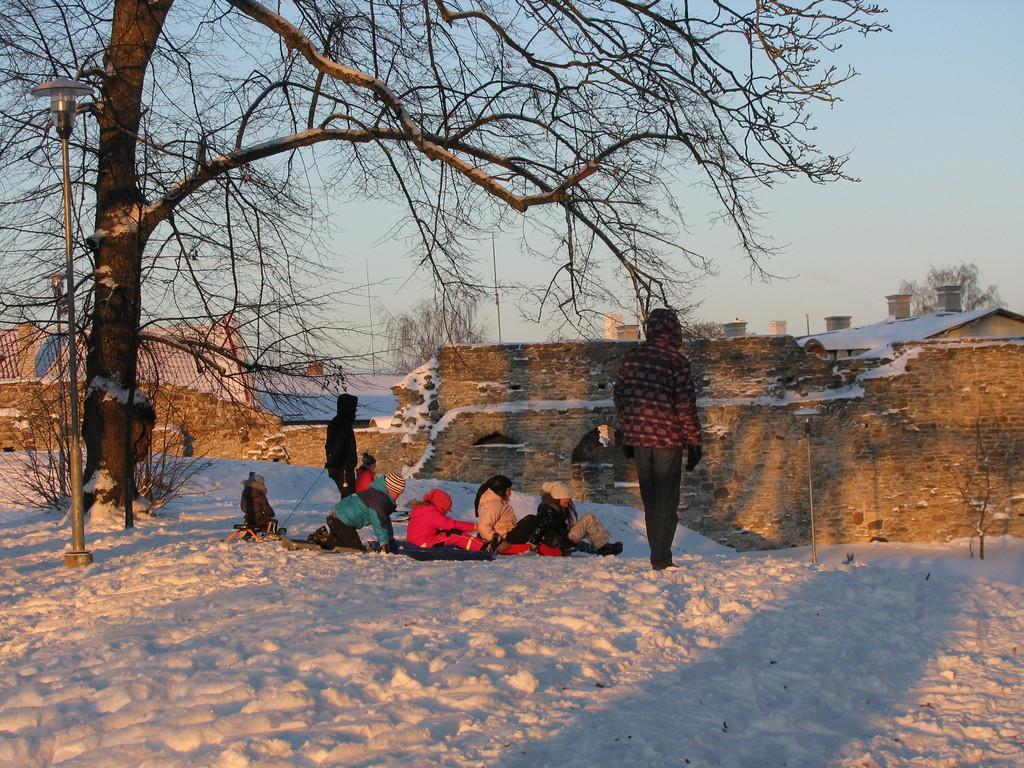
[683,320,724,341]
[385,289,484,372]
[898,263,1002,315]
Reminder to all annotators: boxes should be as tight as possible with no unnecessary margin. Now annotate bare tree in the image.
[899,262,1003,315]
[948,414,1021,561]
[683,319,725,342]
[1,0,888,510]
[385,288,484,373]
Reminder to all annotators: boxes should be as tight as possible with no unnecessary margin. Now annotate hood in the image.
[423,489,453,513]
[644,308,683,349]
[335,393,358,420]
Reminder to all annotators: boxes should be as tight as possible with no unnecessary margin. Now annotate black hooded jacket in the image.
[325,394,358,479]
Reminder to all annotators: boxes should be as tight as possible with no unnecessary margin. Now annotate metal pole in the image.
[492,237,502,343]
[365,258,376,375]
[805,419,817,565]
[60,130,92,567]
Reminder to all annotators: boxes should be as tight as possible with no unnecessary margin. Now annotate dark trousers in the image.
[329,468,357,498]
[326,515,364,550]
[634,446,683,568]
[504,514,540,545]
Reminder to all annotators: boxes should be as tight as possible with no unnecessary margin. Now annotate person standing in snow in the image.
[613,308,702,571]
[406,489,479,548]
[321,472,406,551]
[354,453,377,493]
[475,474,538,551]
[534,481,622,556]
[325,394,358,498]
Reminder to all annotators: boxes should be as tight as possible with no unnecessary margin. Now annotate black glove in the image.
[685,444,703,472]
[622,444,635,459]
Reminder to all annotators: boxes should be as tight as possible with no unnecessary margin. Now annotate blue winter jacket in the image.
[328,475,396,545]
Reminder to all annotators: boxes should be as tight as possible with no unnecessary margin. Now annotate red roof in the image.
[0,320,254,404]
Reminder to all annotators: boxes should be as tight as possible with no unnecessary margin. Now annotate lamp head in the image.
[31,78,92,139]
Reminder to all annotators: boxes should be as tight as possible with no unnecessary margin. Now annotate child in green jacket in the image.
[321,472,405,551]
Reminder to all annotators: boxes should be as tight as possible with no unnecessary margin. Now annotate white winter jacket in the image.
[476,488,516,540]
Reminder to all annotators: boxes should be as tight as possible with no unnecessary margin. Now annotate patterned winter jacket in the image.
[613,308,702,449]
[240,487,276,529]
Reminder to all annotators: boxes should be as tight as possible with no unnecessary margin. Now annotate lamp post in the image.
[795,407,819,565]
[32,78,93,568]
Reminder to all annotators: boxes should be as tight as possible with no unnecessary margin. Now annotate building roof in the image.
[0,321,254,404]
[2,323,400,423]
[799,307,1024,357]
[258,372,400,424]
[0,329,27,380]
[136,323,253,404]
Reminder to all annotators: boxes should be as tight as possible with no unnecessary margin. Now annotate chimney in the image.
[885,294,912,320]
[602,313,624,340]
[935,284,963,313]
[15,323,43,378]
[767,320,788,336]
[825,315,852,332]
[723,320,747,339]
[615,324,640,341]
[306,363,324,377]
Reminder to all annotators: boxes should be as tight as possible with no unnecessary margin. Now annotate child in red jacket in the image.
[354,453,377,492]
[405,489,480,549]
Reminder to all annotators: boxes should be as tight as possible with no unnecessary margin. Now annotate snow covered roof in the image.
[258,372,401,424]
[136,323,253,403]
[0,321,254,404]
[798,307,1024,357]
[0,328,29,379]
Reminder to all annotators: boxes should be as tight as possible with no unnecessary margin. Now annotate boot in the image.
[596,541,623,556]
[574,541,597,555]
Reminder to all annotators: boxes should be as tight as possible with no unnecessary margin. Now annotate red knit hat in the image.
[424,489,453,513]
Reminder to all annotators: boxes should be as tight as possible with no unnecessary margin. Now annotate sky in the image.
[326,1,1024,358]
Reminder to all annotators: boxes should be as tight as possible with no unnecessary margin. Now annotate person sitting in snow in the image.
[475,474,538,552]
[240,472,278,534]
[406,489,480,549]
[534,481,622,556]
[318,472,406,552]
[354,453,377,493]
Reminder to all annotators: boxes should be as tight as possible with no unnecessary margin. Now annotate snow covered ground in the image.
[1,458,1022,767]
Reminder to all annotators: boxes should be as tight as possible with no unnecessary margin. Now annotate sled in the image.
[226,522,286,543]
[279,537,365,554]
[498,542,532,556]
[392,541,496,562]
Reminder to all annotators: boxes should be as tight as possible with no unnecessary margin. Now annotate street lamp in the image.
[795,407,819,565]
[32,78,94,568]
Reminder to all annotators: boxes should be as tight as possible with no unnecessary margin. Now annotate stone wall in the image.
[426,338,1024,549]
[0,382,51,452]
[0,379,430,476]
[283,424,428,476]
[5,336,1022,550]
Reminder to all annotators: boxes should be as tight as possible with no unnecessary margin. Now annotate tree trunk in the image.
[82,0,172,515]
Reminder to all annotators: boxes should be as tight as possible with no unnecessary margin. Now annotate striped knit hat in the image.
[384,472,406,498]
